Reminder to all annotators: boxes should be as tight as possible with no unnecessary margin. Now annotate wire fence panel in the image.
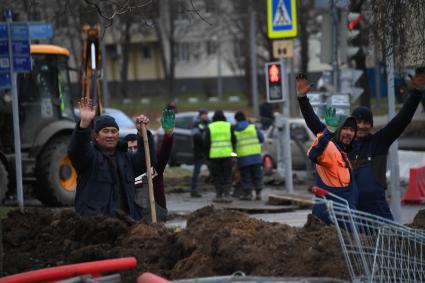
[314,193,425,283]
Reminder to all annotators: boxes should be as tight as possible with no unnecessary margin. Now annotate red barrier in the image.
[312,186,329,198]
[0,257,137,283]
[138,272,171,283]
[402,166,425,204]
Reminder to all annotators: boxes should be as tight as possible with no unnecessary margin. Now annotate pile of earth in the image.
[4,206,424,282]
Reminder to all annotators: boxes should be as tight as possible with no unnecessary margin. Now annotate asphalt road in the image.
[165,185,425,229]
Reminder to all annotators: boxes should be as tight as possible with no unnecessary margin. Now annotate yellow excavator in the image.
[0,24,104,206]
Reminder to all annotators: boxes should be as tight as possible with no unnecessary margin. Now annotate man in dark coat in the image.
[190,108,210,197]
[68,97,156,220]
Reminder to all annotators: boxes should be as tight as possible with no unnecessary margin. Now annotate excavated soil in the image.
[3,206,424,282]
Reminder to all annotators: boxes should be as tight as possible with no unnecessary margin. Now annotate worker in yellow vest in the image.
[205,110,235,203]
[233,111,264,200]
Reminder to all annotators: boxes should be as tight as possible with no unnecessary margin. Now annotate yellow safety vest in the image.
[234,124,261,157]
[208,121,232,158]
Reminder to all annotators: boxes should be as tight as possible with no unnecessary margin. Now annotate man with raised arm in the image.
[68,97,156,219]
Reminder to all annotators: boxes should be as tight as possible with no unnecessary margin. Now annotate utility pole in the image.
[331,0,340,91]
[249,9,259,117]
[5,9,24,211]
[216,10,223,98]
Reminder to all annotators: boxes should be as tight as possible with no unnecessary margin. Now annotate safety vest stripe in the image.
[236,142,260,148]
[236,137,258,141]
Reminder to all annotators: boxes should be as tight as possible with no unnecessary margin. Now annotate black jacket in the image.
[191,119,209,160]
[68,123,156,219]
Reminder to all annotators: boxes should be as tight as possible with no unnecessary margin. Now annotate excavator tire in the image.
[0,161,8,203]
[35,136,76,206]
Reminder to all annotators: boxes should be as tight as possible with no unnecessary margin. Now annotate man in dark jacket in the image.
[68,97,156,220]
[233,111,264,200]
[190,109,210,197]
[296,71,425,220]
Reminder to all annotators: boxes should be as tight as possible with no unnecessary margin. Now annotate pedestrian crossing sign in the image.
[267,0,298,39]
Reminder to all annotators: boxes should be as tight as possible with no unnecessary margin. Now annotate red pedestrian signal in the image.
[265,62,284,103]
[269,64,280,83]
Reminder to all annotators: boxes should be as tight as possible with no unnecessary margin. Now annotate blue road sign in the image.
[10,23,31,72]
[267,0,298,38]
[12,40,30,54]
[29,22,53,39]
[0,24,7,39]
[0,20,32,76]
[11,23,29,40]
[0,72,11,89]
[13,56,31,72]
[0,56,10,71]
[0,41,8,55]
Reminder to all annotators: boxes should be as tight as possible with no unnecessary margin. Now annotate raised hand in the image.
[78,97,96,128]
[295,73,312,97]
[324,107,340,132]
[161,109,175,135]
[135,114,150,133]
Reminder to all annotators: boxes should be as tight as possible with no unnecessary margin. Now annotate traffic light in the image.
[339,12,362,64]
[265,62,285,103]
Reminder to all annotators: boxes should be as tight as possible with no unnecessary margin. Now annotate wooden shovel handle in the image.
[140,124,157,223]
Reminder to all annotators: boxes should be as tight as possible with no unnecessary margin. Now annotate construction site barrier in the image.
[402,165,425,204]
[138,272,171,283]
[0,257,137,283]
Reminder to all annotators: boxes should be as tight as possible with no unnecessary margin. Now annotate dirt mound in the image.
[409,209,425,229]
[2,206,349,282]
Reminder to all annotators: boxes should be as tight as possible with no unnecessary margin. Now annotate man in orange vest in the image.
[308,107,358,223]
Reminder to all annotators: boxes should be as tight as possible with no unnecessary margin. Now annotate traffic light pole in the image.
[264,59,293,193]
[280,59,293,193]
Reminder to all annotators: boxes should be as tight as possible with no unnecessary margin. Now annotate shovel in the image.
[140,123,157,223]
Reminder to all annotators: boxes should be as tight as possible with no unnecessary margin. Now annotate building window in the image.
[233,40,244,59]
[206,41,217,56]
[141,45,152,61]
[175,42,190,62]
[191,42,201,60]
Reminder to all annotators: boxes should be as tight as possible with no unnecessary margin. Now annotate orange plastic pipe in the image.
[137,272,171,283]
[0,257,137,283]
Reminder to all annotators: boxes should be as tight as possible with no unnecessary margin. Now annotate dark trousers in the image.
[191,159,203,193]
[239,164,263,195]
[209,157,233,197]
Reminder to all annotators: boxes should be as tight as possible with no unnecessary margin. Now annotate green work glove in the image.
[324,107,340,129]
[161,109,175,134]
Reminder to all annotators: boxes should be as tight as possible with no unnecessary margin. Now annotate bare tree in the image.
[366,0,425,69]
[152,0,209,99]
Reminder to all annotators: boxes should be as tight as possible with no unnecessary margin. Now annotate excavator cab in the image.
[0,25,103,206]
[18,45,75,147]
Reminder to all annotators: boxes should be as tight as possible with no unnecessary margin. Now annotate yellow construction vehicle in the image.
[0,24,105,206]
